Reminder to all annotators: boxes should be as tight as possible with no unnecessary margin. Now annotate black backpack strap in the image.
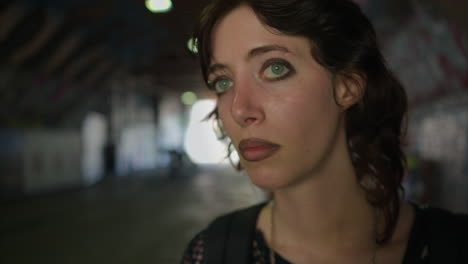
[205,202,267,264]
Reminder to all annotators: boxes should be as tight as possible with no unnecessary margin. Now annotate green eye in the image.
[213,78,233,93]
[263,63,290,79]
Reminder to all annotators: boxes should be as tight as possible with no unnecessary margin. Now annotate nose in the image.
[230,81,265,127]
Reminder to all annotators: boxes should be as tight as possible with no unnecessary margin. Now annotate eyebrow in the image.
[207,44,291,76]
[247,44,290,59]
[207,63,227,77]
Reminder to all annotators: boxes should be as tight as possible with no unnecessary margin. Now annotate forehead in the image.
[211,5,311,63]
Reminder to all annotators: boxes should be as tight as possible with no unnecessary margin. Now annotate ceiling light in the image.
[181,91,198,105]
[187,38,198,54]
[145,0,173,13]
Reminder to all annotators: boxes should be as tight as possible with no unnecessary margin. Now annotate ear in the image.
[334,72,366,110]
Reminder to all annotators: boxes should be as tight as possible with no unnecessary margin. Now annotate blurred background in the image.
[0,0,467,263]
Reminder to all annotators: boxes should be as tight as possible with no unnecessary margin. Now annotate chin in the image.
[245,166,288,190]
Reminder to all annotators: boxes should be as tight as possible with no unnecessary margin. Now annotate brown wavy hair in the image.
[194,0,408,244]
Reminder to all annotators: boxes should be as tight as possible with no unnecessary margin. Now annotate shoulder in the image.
[414,205,468,260]
[417,206,468,233]
[208,202,268,227]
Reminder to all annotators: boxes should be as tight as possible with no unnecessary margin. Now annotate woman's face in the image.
[209,5,347,190]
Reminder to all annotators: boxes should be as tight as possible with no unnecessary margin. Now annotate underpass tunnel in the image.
[0,0,467,263]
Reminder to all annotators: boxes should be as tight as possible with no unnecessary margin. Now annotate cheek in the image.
[272,80,338,124]
[269,79,341,144]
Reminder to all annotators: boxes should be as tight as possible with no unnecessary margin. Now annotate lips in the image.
[238,138,280,162]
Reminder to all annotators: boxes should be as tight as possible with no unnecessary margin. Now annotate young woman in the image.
[181,0,467,263]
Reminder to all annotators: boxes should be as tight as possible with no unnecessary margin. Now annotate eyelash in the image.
[261,58,295,81]
[207,58,296,94]
[207,76,230,93]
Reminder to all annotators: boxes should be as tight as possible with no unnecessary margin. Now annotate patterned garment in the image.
[181,228,430,264]
[182,229,277,264]
[181,205,453,264]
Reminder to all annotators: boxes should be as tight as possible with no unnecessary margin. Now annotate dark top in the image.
[181,204,468,264]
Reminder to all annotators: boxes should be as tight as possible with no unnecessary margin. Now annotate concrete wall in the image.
[407,94,468,212]
[23,130,82,193]
[0,130,24,195]
[0,129,83,195]
[383,1,468,212]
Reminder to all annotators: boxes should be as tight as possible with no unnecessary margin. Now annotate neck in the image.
[273,181,376,249]
[270,142,378,252]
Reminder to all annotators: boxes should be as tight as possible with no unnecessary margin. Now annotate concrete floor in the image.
[0,166,265,264]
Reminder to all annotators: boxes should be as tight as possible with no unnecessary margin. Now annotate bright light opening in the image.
[145,0,173,13]
[187,38,198,54]
[184,100,231,165]
[181,91,198,105]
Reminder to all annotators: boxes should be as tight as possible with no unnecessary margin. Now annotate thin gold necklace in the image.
[268,201,378,264]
